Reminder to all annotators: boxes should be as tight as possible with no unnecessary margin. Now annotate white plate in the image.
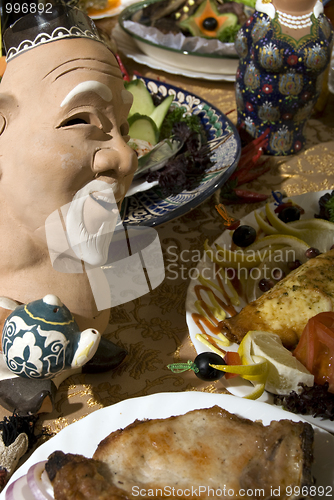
[112,25,237,82]
[186,190,334,433]
[2,391,334,498]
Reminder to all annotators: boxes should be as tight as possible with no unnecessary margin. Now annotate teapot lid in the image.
[24,295,75,326]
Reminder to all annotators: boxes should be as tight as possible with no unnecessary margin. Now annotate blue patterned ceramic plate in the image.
[121,77,241,226]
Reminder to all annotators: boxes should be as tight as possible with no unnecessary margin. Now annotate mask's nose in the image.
[93,139,137,185]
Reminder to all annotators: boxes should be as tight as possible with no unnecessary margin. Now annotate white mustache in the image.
[66,179,121,266]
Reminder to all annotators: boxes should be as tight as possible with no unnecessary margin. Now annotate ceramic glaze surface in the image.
[2,296,100,379]
[235,4,333,155]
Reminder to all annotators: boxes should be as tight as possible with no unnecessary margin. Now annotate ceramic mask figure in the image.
[0,5,138,333]
[235,0,333,155]
[0,5,157,414]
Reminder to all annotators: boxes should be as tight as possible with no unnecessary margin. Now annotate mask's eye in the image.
[58,112,101,128]
[63,117,89,126]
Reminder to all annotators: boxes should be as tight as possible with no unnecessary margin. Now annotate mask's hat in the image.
[3,4,103,62]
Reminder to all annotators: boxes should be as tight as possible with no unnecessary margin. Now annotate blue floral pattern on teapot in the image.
[2,295,101,379]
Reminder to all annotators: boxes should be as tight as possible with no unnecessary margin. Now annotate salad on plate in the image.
[124,76,215,197]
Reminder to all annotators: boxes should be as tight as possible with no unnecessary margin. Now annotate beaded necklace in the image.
[255,0,324,28]
[276,9,313,29]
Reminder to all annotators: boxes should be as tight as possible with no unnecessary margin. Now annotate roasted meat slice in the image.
[220,249,334,349]
[45,451,128,500]
[46,406,314,500]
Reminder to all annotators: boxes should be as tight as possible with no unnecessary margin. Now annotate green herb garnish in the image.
[159,106,202,141]
[325,196,334,222]
[218,24,241,43]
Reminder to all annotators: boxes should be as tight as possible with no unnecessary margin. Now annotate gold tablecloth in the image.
[2,31,334,445]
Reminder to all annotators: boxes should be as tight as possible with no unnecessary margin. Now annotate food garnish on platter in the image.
[126,0,254,43]
[119,0,255,62]
[42,406,314,500]
[186,191,334,412]
[124,77,216,195]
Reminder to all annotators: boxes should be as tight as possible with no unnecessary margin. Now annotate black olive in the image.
[202,17,218,31]
[278,206,301,223]
[305,247,321,259]
[232,225,257,247]
[194,352,226,381]
[258,278,275,292]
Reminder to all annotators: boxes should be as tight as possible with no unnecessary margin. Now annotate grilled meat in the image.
[46,406,314,499]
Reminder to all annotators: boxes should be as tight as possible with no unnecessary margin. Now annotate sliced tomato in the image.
[293,312,334,393]
[224,351,242,379]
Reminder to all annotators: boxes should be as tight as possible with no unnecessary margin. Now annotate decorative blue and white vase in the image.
[235,0,333,155]
[2,295,101,379]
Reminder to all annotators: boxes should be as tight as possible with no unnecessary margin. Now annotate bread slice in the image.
[46,406,314,500]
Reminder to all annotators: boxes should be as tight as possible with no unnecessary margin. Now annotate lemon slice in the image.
[265,203,334,252]
[254,209,278,235]
[246,234,310,253]
[210,359,268,377]
[215,341,268,398]
[244,381,266,400]
[287,219,334,252]
[238,331,253,366]
[238,330,314,395]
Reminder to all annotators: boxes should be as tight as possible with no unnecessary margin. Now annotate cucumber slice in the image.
[125,79,155,118]
[128,113,159,146]
[150,94,174,130]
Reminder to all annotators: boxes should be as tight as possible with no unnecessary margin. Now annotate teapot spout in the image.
[0,297,21,312]
[71,328,101,368]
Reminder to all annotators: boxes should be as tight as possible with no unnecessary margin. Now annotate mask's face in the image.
[0,38,137,239]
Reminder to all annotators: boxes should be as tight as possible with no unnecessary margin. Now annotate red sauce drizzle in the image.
[192,280,238,338]
[191,262,240,352]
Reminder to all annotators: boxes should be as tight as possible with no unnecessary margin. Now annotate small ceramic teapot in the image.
[1,294,101,379]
